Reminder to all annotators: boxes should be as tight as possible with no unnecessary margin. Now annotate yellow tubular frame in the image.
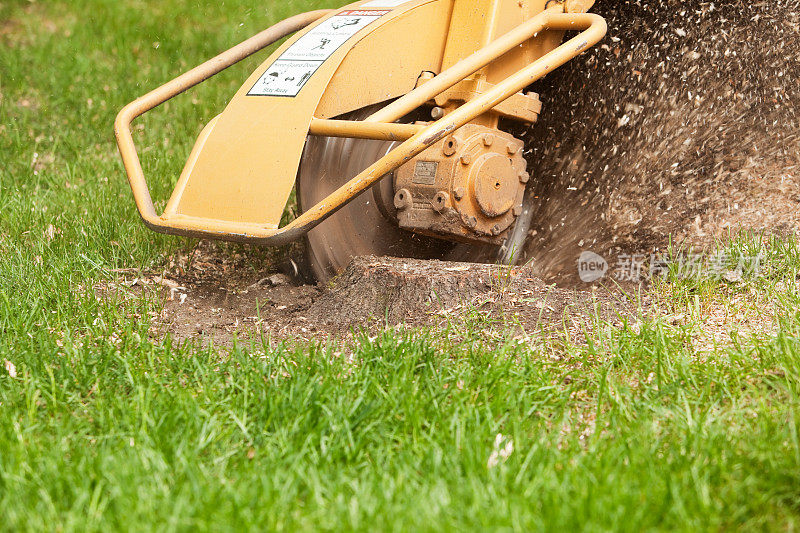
[115,8,607,246]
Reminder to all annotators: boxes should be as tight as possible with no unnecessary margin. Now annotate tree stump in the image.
[306,256,545,328]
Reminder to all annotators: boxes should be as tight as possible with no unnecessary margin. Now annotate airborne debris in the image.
[523,0,800,286]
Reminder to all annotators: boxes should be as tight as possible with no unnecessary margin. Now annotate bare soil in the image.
[140,244,638,345]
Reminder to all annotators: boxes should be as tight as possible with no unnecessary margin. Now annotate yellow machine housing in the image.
[115,0,606,252]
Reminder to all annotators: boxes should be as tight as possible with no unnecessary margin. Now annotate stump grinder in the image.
[116,0,607,282]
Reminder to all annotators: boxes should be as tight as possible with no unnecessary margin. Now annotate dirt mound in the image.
[520,0,800,284]
[306,256,630,332]
[307,257,534,327]
[137,245,636,345]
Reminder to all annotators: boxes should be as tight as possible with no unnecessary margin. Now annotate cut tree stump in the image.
[307,256,549,327]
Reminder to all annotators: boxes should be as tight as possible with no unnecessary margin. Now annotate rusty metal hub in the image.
[393,124,528,245]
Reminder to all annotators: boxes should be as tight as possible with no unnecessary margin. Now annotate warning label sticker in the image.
[280,11,389,62]
[248,59,324,97]
[248,10,390,97]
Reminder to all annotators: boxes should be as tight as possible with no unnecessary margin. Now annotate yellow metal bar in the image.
[309,119,424,141]
[116,10,606,246]
[366,5,562,125]
[114,10,333,231]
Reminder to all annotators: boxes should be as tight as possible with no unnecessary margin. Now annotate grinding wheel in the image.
[297,106,530,283]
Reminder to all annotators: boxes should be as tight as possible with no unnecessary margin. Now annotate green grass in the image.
[2,1,800,530]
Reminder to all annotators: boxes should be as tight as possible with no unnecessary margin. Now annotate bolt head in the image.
[432,192,450,213]
[393,189,413,210]
[431,107,445,120]
[491,224,503,236]
[460,153,472,165]
[519,171,530,184]
[482,134,494,147]
[453,187,466,201]
[442,137,458,156]
[507,143,521,155]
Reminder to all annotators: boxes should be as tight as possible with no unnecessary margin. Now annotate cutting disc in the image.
[296,106,529,282]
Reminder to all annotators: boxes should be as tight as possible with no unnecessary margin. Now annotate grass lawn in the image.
[2,0,800,530]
